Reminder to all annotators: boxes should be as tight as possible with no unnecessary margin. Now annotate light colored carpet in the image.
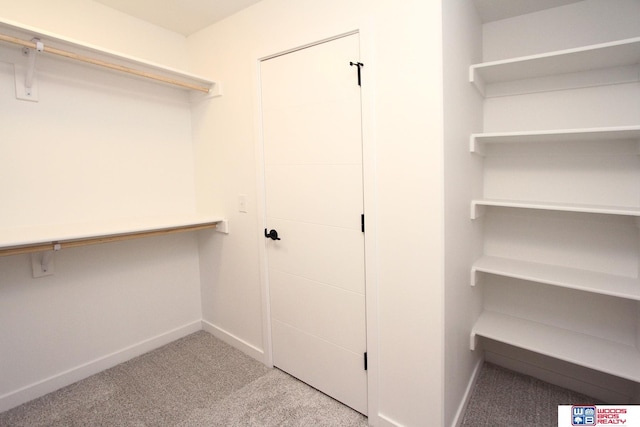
[461,362,600,427]
[2,332,601,427]
[177,369,367,427]
[0,331,368,427]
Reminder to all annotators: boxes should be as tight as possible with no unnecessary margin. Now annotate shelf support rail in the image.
[0,222,219,258]
[0,32,211,94]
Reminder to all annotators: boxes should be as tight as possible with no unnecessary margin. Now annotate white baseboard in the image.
[375,413,406,427]
[0,321,202,413]
[201,319,265,363]
[368,408,429,426]
[451,357,484,427]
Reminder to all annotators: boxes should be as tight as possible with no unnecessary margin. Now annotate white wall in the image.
[482,0,640,61]
[0,54,197,228]
[187,0,445,425]
[0,0,206,412]
[0,235,203,411]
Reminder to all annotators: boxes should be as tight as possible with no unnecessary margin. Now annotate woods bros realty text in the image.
[594,408,627,424]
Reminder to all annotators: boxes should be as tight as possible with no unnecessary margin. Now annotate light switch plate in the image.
[238,194,248,213]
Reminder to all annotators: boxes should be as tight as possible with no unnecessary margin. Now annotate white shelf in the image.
[0,214,224,255]
[469,37,640,96]
[471,199,640,220]
[0,18,220,97]
[470,311,640,383]
[471,255,640,301]
[470,126,640,155]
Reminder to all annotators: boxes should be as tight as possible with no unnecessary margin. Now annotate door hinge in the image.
[350,61,364,86]
[361,214,365,233]
[364,352,368,371]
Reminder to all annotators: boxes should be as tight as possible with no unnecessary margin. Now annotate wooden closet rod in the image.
[0,222,218,257]
[0,33,211,93]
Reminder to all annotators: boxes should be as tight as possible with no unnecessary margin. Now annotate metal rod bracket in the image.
[31,243,59,278]
[15,38,42,102]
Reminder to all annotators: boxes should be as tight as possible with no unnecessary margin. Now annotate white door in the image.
[260,33,367,414]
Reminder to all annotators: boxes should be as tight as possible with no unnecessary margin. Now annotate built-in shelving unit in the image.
[0,18,221,99]
[470,37,640,96]
[470,311,640,383]
[468,6,640,389]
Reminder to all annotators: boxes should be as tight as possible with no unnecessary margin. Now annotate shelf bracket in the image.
[470,135,486,156]
[471,202,485,220]
[25,38,43,90]
[470,267,480,287]
[31,243,60,278]
[470,330,479,351]
[469,66,486,96]
[15,38,43,102]
[190,81,223,103]
[214,219,229,234]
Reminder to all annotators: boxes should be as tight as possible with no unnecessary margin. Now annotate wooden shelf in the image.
[469,37,640,96]
[471,199,640,220]
[470,311,640,383]
[0,18,220,97]
[470,126,640,155]
[0,214,224,256]
[471,255,640,301]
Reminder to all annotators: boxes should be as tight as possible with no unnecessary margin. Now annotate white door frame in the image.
[251,23,379,418]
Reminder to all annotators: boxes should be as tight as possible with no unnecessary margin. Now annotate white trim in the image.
[377,413,408,427]
[0,321,201,413]
[259,30,360,62]
[357,17,381,426]
[252,50,273,368]
[451,357,484,427]
[201,320,265,362]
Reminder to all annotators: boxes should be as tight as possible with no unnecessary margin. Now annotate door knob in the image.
[264,228,281,241]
